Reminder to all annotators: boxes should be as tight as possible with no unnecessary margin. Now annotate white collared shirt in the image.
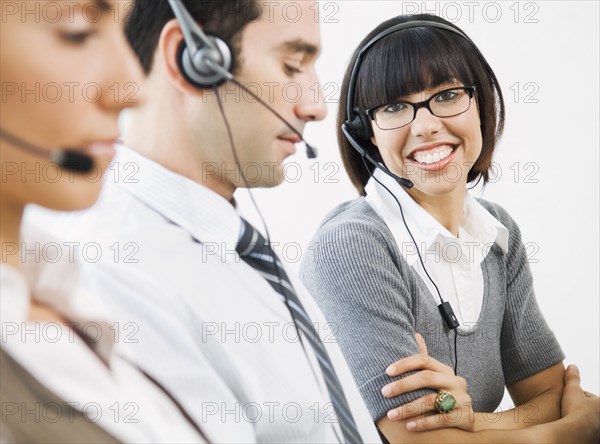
[365,168,509,328]
[26,145,381,443]
[0,227,205,444]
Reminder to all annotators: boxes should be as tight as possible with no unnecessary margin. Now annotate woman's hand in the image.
[382,333,478,432]
[558,364,600,443]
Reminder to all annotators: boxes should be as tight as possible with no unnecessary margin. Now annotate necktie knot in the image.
[236,218,259,256]
[236,218,274,260]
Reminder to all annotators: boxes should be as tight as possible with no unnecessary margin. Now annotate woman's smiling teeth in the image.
[411,145,456,164]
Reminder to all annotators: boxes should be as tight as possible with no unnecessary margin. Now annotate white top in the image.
[365,167,509,329]
[26,145,381,443]
[0,228,205,444]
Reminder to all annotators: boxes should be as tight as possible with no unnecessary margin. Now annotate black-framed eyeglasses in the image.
[366,86,476,130]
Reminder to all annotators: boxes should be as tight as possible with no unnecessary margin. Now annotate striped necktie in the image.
[236,218,363,444]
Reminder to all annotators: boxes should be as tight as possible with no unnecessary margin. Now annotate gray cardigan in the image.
[300,197,564,421]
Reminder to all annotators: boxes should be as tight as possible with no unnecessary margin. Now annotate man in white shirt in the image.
[32,1,381,441]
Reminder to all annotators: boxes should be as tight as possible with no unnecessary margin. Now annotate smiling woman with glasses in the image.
[301,12,599,444]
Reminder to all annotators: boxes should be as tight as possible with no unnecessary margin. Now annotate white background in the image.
[235,0,600,410]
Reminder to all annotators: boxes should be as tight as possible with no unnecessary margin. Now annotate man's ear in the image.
[158,19,203,96]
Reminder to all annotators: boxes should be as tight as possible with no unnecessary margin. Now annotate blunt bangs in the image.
[356,27,476,110]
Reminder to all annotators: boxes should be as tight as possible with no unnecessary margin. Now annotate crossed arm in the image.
[378,363,600,443]
[377,357,565,442]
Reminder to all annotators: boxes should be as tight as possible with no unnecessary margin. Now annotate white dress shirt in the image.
[26,145,381,443]
[0,228,205,444]
[365,167,509,329]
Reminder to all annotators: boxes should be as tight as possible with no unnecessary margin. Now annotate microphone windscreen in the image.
[305,143,318,159]
[54,150,94,173]
[397,177,414,189]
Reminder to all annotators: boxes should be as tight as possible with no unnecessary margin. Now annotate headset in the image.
[341,19,479,374]
[167,0,317,158]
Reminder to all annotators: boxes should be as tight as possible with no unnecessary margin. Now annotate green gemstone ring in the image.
[434,390,456,413]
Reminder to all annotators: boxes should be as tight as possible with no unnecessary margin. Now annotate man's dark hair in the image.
[337,14,505,195]
[125,0,261,75]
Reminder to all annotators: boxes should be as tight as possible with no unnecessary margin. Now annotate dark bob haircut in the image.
[125,0,261,75]
[337,14,505,195]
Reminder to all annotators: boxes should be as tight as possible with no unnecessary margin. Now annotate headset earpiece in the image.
[176,33,233,89]
[346,107,382,164]
[346,107,373,141]
[168,0,233,89]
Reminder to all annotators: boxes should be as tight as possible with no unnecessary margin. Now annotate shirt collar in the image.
[462,192,509,255]
[2,225,118,361]
[364,167,508,266]
[112,145,242,257]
